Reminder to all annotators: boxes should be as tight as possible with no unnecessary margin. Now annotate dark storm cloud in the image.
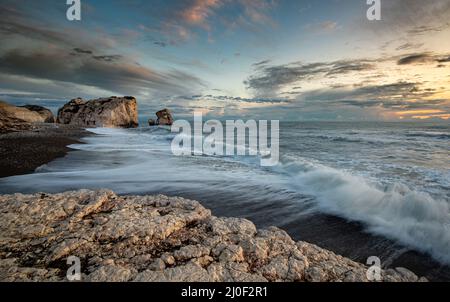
[245,60,375,91]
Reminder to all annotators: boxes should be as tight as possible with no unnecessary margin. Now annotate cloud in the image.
[305,20,339,34]
[300,82,439,104]
[0,2,208,100]
[252,59,271,67]
[397,53,450,65]
[245,60,375,92]
[366,0,450,34]
[407,24,450,36]
[153,41,167,48]
[184,94,290,104]
[395,42,424,51]
[397,54,434,65]
[155,0,277,42]
[0,46,206,100]
[92,55,123,63]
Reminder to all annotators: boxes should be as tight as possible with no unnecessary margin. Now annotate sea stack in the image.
[148,108,174,126]
[57,96,138,128]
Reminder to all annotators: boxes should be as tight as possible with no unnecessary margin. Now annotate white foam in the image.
[282,159,450,264]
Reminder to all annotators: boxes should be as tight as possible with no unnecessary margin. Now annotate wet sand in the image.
[0,124,89,178]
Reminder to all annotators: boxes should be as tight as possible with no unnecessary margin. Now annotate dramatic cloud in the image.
[0,49,205,96]
[245,60,375,92]
[0,2,207,101]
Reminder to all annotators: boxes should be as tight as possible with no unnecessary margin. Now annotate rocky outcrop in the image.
[20,105,55,123]
[0,190,426,282]
[57,97,138,128]
[0,101,54,133]
[156,109,174,126]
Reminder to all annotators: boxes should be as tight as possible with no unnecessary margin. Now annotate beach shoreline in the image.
[0,124,89,178]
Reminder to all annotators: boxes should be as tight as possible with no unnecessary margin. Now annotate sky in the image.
[0,0,449,121]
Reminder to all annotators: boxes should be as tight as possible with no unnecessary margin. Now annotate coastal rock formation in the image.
[0,190,425,282]
[148,119,156,126]
[20,105,55,123]
[0,112,32,134]
[57,97,138,128]
[0,101,54,133]
[156,108,174,126]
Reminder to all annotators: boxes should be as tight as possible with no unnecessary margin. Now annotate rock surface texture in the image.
[0,101,54,133]
[19,105,55,123]
[0,190,426,282]
[156,108,174,126]
[57,97,138,128]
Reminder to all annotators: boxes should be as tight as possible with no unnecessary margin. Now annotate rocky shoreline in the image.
[0,190,425,282]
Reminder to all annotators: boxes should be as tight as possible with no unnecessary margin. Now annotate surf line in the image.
[170,112,280,167]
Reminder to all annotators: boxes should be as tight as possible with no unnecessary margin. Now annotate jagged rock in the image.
[0,190,426,282]
[156,109,173,126]
[19,105,55,123]
[148,119,156,126]
[57,97,138,128]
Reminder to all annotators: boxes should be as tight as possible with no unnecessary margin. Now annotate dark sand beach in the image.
[0,124,89,178]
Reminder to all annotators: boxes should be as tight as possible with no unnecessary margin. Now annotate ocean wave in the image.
[278,157,450,264]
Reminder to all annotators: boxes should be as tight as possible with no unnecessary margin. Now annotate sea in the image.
[0,121,449,280]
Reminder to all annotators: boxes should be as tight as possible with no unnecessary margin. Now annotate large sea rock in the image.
[0,101,54,133]
[57,96,138,128]
[0,190,426,282]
